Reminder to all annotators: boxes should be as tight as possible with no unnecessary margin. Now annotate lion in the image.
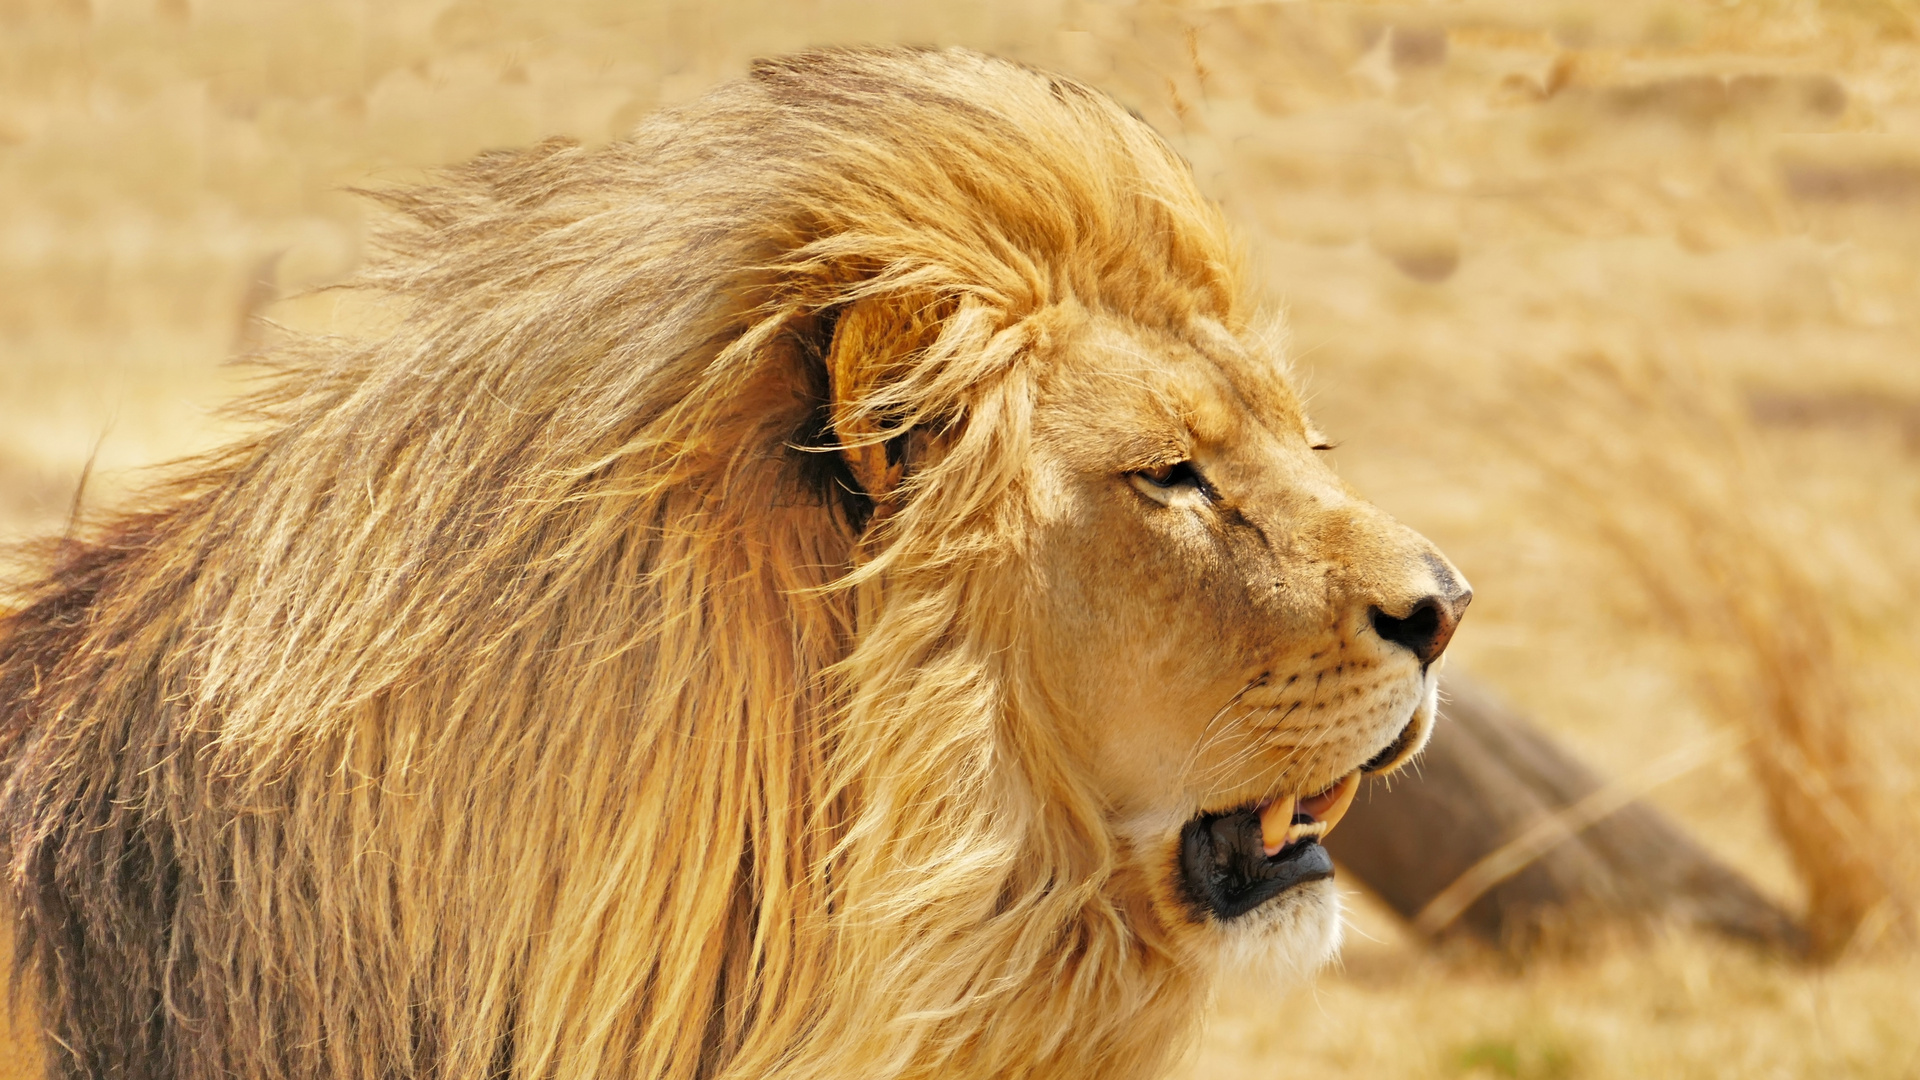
[0,47,1469,1080]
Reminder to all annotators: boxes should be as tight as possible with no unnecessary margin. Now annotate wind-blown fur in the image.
[0,48,1249,1080]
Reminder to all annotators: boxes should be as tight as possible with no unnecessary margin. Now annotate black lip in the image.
[1177,805,1335,921]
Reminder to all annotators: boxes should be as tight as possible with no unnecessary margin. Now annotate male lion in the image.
[0,47,1468,1080]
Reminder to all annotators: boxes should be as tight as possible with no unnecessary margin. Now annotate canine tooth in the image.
[1303,772,1362,839]
[1258,794,1296,857]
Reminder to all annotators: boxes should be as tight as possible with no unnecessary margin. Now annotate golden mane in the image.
[0,48,1245,1080]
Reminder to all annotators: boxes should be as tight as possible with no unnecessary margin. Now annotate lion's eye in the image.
[1136,461,1201,489]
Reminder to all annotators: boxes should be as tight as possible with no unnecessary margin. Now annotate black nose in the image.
[1370,590,1470,666]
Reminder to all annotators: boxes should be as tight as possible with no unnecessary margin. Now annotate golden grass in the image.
[1198,898,1920,1079]
[3,0,1919,1076]
[1484,349,1918,956]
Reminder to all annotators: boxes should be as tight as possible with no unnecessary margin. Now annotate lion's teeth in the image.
[1257,794,1296,857]
[1302,772,1362,839]
[1258,772,1365,857]
[1284,819,1326,845]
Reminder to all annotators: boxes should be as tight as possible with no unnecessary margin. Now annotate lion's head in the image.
[1030,311,1468,949]
[0,46,1465,1080]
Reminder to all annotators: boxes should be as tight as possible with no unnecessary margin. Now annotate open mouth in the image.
[1177,772,1363,921]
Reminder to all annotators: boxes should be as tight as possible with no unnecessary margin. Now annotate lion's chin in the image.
[1173,799,1346,987]
[1211,878,1344,987]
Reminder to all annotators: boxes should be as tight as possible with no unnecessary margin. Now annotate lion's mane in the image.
[0,48,1243,1080]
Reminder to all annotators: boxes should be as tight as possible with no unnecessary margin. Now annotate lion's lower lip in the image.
[1177,805,1335,921]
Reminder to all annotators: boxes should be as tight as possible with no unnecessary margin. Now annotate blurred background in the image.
[3,0,1918,1076]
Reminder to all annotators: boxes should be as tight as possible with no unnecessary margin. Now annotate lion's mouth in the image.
[1177,772,1362,921]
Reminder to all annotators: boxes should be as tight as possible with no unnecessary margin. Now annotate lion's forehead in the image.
[1039,315,1308,453]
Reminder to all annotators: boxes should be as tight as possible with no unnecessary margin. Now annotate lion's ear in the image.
[825,293,944,507]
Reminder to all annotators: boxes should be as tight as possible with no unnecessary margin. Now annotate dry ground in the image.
[4,0,1920,1077]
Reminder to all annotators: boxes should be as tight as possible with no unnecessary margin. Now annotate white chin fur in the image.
[1372,669,1442,774]
[1213,878,1343,989]
[1409,677,1439,744]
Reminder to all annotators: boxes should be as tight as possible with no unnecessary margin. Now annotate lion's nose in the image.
[1369,587,1471,666]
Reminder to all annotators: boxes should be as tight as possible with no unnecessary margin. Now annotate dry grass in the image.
[1199,901,1920,1079]
[4,0,1920,1076]
[1485,349,1919,956]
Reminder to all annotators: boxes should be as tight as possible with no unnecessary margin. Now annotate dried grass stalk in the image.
[1494,350,1914,958]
